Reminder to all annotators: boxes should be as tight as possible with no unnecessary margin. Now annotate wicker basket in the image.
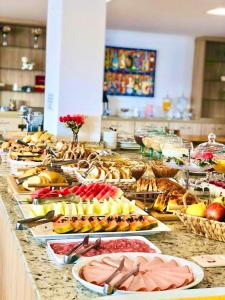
[175,211,225,242]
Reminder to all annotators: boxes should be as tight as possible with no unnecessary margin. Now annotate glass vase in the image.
[72,131,79,146]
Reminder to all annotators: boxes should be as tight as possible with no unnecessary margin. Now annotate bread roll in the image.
[39,170,66,183]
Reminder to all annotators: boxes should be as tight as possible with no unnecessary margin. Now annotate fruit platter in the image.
[19,211,170,240]
[22,183,125,203]
[47,236,161,264]
[72,252,204,294]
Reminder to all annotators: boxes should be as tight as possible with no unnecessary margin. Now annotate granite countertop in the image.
[0,163,225,300]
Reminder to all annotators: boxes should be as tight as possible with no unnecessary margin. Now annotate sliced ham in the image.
[142,273,160,291]
[159,270,194,285]
[102,257,120,268]
[122,256,133,271]
[108,271,128,286]
[127,274,148,291]
[81,255,194,292]
[81,265,115,285]
[119,275,134,290]
[90,260,117,271]
[145,272,176,290]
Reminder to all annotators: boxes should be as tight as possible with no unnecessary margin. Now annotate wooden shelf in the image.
[0,22,46,108]
[0,89,44,94]
[203,98,225,102]
[0,67,45,72]
[0,45,45,50]
[206,60,225,64]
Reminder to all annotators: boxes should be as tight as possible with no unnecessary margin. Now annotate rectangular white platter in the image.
[25,218,171,241]
[47,235,161,265]
[18,203,171,240]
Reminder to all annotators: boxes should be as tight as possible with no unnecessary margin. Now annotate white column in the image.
[44,0,106,141]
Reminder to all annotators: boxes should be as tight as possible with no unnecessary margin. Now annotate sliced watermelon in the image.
[82,183,102,199]
[69,185,79,193]
[59,187,71,196]
[96,185,111,200]
[75,185,87,195]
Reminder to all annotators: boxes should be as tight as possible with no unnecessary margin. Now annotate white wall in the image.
[105,29,195,116]
[44,0,106,141]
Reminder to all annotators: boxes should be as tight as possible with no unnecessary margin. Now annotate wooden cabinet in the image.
[101,119,135,136]
[201,124,225,136]
[192,37,225,119]
[101,118,225,140]
[0,116,21,131]
[168,122,202,136]
[135,121,168,131]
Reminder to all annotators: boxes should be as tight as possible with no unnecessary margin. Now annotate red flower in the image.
[201,151,214,160]
[59,114,86,126]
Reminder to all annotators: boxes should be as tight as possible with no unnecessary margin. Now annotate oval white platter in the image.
[72,252,204,295]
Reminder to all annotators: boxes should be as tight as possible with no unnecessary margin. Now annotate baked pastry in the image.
[134,177,197,213]
[22,170,66,191]
[150,161,178,178]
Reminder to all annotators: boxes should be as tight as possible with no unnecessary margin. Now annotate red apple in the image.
[205,203,225,221]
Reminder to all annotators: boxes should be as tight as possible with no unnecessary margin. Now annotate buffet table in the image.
[0,163,225,300]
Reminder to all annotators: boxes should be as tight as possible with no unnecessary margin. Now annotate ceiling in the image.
[1,0,225,36]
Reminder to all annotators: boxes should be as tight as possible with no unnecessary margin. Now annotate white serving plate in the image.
[25,216,170,241]
[72,252,204,295]
[47,236,161,265]
[95,287,225,300]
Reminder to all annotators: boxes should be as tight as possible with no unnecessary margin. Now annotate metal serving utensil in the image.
[103,263,140,295]
[16,210,55,230]
[63,236,90,264]
[64,238,101,264]
[104,257,125,285]
[65,235,89,257]
[15,139,30,147]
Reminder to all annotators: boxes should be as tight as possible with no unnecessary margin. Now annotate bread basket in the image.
[175,193,225,242]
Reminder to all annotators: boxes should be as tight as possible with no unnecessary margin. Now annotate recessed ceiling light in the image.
[207,7,225,16]
[106,0,112,2]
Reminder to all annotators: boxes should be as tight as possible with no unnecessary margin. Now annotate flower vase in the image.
[72,131,79,146]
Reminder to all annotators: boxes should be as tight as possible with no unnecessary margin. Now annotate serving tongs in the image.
[16,210,55,230]
[103,262,140,295]
[16,154,42,161]
[15,139,30,147]
[64,238,101,264]
[63,235,89,263]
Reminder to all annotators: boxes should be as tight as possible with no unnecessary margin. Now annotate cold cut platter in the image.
[72,252,204,295]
